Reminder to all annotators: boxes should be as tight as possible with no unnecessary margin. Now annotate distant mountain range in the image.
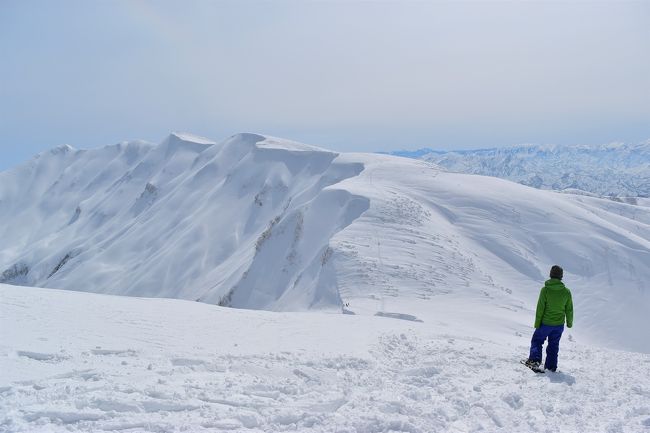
[386,141,650,198]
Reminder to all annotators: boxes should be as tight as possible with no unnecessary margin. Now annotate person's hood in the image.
[544,278,566,290]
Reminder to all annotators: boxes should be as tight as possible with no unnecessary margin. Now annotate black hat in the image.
[550,265,563,280]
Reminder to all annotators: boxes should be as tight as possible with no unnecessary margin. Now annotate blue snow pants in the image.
[529,323,564,370]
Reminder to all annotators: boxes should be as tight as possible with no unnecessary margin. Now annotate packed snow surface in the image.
[2,284,650,433]
[1,133,650,354]
[388,140,650,198]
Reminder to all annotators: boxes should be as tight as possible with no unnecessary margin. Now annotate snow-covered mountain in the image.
[1,133,650,354]
[388,141,650,198]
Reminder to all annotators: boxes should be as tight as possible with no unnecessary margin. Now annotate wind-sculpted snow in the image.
[330,153,650,353]
[0,133,367,311]
[389,140,650,197]
[1,133,650,353]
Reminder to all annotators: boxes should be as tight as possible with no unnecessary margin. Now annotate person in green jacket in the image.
[525,265,574,372]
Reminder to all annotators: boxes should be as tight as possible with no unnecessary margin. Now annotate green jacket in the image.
[534,278,573,328]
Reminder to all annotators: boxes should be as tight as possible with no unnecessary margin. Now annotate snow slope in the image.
[1,284,649,433]
[388,141,650,197]
[0,133,368,311]
[1,134,650,353]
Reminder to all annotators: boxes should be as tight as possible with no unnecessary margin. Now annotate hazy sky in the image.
[1,0,649,170]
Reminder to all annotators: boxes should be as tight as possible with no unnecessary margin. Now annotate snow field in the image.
[1,133,650,353]
[1,284,649,433]
[1,132,649,431]
[333,154,650,353]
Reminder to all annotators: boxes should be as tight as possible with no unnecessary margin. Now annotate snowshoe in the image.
[521,359,545,373]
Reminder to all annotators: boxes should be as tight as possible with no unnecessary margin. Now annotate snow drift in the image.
[1,133,649,352]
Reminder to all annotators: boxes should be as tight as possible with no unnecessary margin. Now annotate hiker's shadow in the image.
[547,371,576,386]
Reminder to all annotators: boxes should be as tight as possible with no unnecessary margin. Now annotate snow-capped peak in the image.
[255,135,334,153]
[168,131,217,145]
[50,143,75,154]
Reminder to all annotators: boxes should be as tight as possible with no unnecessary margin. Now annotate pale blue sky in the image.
[1,0,649,170]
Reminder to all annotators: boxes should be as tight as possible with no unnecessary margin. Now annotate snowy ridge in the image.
[387,140,650,197]
[1,133,650,354]
[0,133,366,311]
[1,284,649,433]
